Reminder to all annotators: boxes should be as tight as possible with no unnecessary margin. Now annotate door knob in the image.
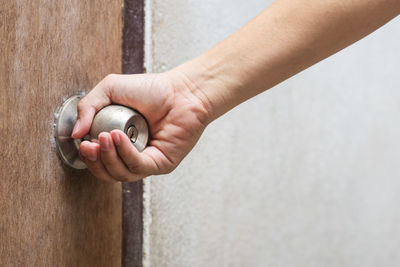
[54,95,149,170]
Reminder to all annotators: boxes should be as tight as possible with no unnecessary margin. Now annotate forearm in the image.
[74,0,399,181]
[175,0,400,122]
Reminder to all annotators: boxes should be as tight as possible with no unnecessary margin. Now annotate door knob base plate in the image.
[54,95,87,169]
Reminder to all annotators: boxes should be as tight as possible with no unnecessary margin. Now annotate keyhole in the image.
[127,126,138,143]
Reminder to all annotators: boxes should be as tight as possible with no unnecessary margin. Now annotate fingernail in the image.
[72,119,80,137]
[101,135,111,151]
[112,132,121,146]
[88,153,97,162]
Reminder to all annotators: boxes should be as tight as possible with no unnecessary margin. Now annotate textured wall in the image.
[144,1,400,266]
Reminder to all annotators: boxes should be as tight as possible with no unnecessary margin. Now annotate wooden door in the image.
[0,1,124,266]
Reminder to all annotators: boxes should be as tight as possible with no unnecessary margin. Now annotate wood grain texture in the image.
[122,0,145,267]
[0,1,123,266]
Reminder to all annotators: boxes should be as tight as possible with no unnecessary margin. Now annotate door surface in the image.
[1,1,123,266]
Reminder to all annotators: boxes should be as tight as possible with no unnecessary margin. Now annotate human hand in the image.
[71,70,211,183]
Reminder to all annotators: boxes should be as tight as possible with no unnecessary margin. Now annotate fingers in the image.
[98,132,143,182]
[110,130,160,175]
[80,128,178,182]
[72,74,118,138]
[79,141,117,183]
[79,132,152,182]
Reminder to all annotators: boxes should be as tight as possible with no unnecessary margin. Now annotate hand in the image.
[72,70,211,183]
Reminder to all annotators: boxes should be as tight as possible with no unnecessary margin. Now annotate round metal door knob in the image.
[89,104,149,151]
[54,95,149,170]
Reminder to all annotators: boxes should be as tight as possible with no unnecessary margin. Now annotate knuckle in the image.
[106,73,117,79]
[126,161,141,173]
[112,173,129,182]
[102,159,121,172]
[77,100,86,112]
[160,163,176,175]
[101,154,115,165]
[104,73,117,84]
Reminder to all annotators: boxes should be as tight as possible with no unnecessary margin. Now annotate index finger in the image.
[71,74,117,138]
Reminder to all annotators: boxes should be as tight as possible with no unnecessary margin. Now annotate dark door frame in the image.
[122,1,145,266]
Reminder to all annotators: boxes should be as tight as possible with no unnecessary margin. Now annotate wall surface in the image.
[145,1,400,266]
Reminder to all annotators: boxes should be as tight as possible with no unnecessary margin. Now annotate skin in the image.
[72,0,400,183]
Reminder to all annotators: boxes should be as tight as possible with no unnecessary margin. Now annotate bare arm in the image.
[179,0,400,121]
[73,0,400,182]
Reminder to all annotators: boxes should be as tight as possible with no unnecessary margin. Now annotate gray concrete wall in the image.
[143,1,400,266]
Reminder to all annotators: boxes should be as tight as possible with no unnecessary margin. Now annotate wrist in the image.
[173,51,245,123]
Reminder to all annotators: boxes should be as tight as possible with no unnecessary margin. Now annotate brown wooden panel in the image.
[0,1,123,266]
